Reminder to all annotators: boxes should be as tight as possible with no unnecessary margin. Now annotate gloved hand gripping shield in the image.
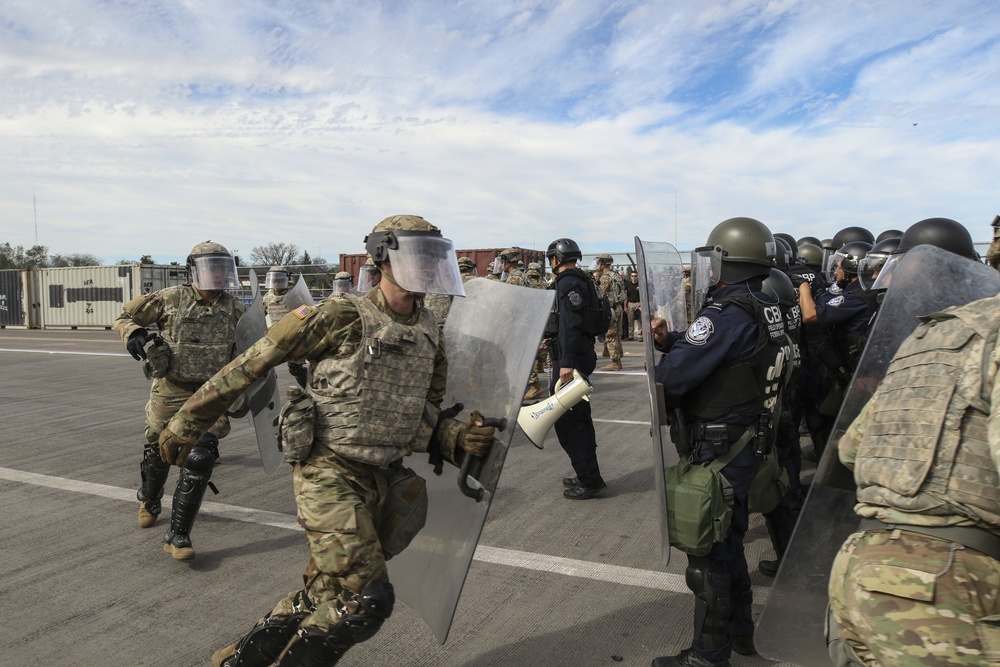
[387,278,554,644]
[235,271,315,474]
[634,237,688,564]
[756,245,1000,665]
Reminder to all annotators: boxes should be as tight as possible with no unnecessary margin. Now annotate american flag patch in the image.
[293,305,312,318]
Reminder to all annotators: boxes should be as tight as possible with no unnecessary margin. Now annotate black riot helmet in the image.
[763,267,797,308]
[774,237,794,270]
[895,217,977,259]
[831,226,875,249]
[826,240,872,281]
[857,236,901,290]
[796,242,824,270]
[797,235,822,247]
[545,238,583,266]
[773,232,798,251]
[694,216,776,284]
[875,229,904,244]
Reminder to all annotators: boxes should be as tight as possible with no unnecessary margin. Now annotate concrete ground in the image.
[0,328,813,667]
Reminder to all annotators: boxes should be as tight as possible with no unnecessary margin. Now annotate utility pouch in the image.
[753,414,774,456]
[748,448,789,514]
[276,387,315,463]
[376,465,428,560]
[143,338,172,380]
[665,461,734,557]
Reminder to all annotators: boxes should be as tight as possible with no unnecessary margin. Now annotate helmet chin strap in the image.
[377,266,423,299]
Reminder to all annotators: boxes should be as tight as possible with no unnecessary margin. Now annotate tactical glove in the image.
[126,329,151,360]
[789,274,809,288]
[457,410,495,458]
[159,426,196,467]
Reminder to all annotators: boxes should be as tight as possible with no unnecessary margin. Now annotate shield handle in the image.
[458,416,507,501]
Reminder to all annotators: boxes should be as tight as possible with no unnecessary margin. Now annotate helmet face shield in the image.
[190,254,239,291]
[870,253,902,291]
[331,277,352,295]
[357,265,379,294]
[690,246,722,313]
[385,234,465,297]
[825,251,845,283]
[264,271,289,290]
[857,252,889,290]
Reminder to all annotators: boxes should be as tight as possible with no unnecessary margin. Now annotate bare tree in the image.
[250,243,300,266]
[50,253,102,267]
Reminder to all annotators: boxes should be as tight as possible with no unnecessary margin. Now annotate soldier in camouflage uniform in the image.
[521,261,548,402]
[457,256,478,283]
[356,257,379,295]
[828,295,1000,666]
[987,215,1000,271]
[500,247,528,287]
[595,254,625,371]
[113,241,246,561]
[330,271,352,295]
[263,266,292,328]
[159,216,496,667]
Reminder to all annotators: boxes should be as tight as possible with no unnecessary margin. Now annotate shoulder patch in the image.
[828,295,845,307]
[292,305,314,319]
[828,283,843,295]
[685,315,714,346]
[568,289,584,309]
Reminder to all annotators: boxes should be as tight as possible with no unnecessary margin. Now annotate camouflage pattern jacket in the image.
[113,284,246,386]
[166,286,465,468]
[504,268,529,287]
[262,289,290,327]
[599,270,626,308]
[840,296,1000,534]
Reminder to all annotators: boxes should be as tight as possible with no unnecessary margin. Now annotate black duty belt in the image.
[859,518,1000,562]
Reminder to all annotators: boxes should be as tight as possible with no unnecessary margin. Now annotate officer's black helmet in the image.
[797,235,822,247]
[774,237,794,271]
[700,216,775,283]
[796,242,824,269]
[773,232,798,251]
[763,267,797,308]
[895,217,977,259]
[875,229,904,244]
[545,238,583,264]
[832,226,875,249]
[834,240,873,276]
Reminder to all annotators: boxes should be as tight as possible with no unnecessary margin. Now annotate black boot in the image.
[138,443,170,528]
[163,436,216,560]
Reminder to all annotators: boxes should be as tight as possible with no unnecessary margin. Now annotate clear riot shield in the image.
[634,237,688,564]
[757,245,1000,665]
[235,273,316,474]
[388,278,554,644]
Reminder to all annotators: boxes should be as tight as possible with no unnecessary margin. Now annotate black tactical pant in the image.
[551,372,603,488]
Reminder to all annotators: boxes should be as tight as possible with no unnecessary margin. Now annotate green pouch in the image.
[748,449,789,514]
[276,388,315,463]
[376,466,428,560]
[143,339,172,380]
[665,461,733,556]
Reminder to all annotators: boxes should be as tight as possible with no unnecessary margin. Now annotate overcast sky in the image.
[2,0,998,264]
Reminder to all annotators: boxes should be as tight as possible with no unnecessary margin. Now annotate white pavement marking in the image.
[0,466,770,598]
[593,418,649,425]
[0,348,130,357]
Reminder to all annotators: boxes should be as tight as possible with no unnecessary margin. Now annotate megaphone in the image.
[517,369,593,449]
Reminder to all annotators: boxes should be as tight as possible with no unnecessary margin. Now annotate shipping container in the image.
[0,269,26,327]
[36,266,131,329]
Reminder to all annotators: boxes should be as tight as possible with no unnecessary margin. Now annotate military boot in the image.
[138,443,170,528]
[601,360,622,371]
[522,381,544,403]
[163,437,216,560]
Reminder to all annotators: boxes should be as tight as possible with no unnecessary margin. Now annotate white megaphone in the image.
[517,369,593,449]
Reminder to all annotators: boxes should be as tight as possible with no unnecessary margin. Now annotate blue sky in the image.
[1,0,998,264]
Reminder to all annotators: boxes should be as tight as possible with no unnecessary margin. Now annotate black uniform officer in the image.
[545,238,607,500]
[799,240,875,460]
[651,217,787,667]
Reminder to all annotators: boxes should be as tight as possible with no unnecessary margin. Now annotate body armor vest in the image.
[163,286,240,385]
[682,294,788,421]
[263,290,290,326]
[308,294,440,467]
[854,298,1000,533]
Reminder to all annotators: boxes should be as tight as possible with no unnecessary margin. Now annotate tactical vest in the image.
[681,294,788,422]
[854,299,1000,532]
[162,286,241,386]
[308,294,440,467]
[263,290,290,326]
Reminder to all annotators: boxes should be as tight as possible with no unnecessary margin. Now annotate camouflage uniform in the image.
[263,289,290,328]
[458,256,477,284]
[113,280,245,557]
[598,261,625,371]
[829,296,1000,666]
[987,216,1000,271]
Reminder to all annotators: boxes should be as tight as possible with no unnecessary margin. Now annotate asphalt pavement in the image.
[0,328,811,667]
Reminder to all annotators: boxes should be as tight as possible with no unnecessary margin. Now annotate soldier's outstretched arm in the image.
[987,332,1000,474]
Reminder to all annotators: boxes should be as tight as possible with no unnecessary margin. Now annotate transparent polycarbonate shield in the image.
[757,245,1000,665]
[634,237,688,564]
[388,278,554,644]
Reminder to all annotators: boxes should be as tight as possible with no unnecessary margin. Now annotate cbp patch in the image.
[828,296,845,307]
[292,305,313,319]
[828,283,843,295]
[568,289,584,309]
[685,316,714,346]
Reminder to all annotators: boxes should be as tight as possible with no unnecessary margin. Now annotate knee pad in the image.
[185,439,217,476]
[276,626,354,667]
[227,613,307,667]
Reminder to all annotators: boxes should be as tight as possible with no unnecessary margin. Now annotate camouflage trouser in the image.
[143,377,231,445]
[603,305,623,362]
[270,450,388,633]
[829,529,1000,666]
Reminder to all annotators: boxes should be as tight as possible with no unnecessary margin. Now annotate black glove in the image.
[789,274,808,288]
[126,329,150,360]
[288,362,308,389]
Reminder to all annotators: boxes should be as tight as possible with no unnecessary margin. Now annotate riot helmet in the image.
[796,242,824,270]
[872,217,977,290]
[825,240,872,283]
[831,226,875,249]
[264,266,290,290]
[797,235,822,247]
[526,261,542,279]
[545,238,583,267]
[857,236,901,290]
[187,241,238,292]
[774,237,794,271]
[763,267,797,308]
[773,233,798,251]
[363,215,464,296]
[356,257,379,294]
[589,253,613,271]
[691,217,775,313]
[875,229,904,244]
[499,247,522,266]
[331,271,352,295]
